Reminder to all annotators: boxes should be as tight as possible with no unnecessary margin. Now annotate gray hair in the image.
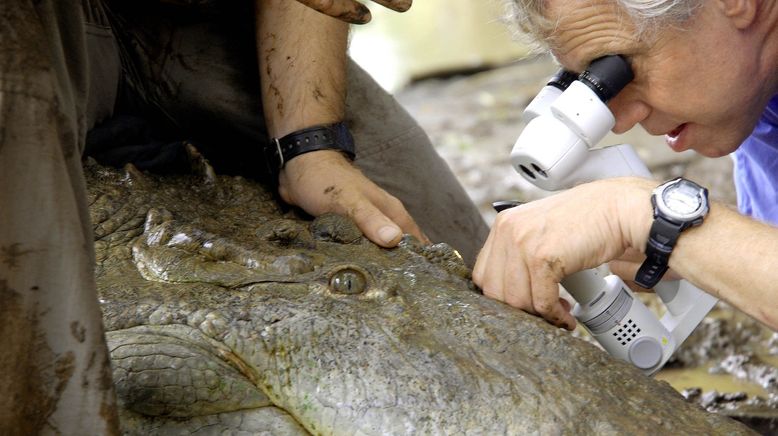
[505,0,703,48]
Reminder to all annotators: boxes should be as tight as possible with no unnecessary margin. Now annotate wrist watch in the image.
[266,122,356,179]
[634,177,709,288]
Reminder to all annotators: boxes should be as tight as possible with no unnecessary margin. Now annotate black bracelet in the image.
[265,122,355,178]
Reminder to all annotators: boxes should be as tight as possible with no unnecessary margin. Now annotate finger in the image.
[392,213,429,244]
[559,297,572,313]
[532,287,576,330]
[607,260,656,293]
[294,0,372,24]
[612,247,683,279]
[502,263,538,315]
[472,234,494,289]
[474,236,516,305]
[501,252,535,315]
[348,202,403,247]
[609,259,683,292]
[377,195,430,244]
[477,215,535,315]
[528,267,576,330]
[369,0,412,13]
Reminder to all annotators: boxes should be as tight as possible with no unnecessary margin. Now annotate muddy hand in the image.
[278,149,429,247]
[293,0,412,24]
[473,178,655,331]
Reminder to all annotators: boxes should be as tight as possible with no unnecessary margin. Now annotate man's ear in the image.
[716,0,758,29]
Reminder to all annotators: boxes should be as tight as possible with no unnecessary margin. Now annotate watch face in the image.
[655,178,709,221]
[662,182,702,215]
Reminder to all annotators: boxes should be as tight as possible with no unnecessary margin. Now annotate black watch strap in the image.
[266,122,355,178]
[634,216,684,288]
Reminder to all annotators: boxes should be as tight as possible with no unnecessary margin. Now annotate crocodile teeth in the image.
[185,143,216,185]
[122,163,151,188]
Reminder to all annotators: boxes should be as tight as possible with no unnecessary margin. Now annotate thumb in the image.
[351,204,403,247]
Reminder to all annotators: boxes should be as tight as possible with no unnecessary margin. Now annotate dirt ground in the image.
[396,54,777,433]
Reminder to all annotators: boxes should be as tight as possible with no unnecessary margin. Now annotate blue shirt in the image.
[732,94,778,225]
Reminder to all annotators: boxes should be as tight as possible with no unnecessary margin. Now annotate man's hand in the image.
[279,150,429,247]
[472,178,654,330]
[258,0,423,247]
[294,0,411,24]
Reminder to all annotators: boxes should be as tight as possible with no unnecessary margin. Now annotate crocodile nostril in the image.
[329,268,367,295]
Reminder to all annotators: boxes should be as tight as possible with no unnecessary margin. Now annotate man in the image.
[0,0,488,433]
[474,0,778,332]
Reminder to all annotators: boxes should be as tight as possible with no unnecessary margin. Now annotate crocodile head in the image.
[86,156,750,435]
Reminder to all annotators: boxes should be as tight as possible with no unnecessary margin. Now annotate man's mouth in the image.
[667,123,687,138]
[664,123,689,151]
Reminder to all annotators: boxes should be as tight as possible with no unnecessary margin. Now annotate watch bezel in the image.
[635,177,709,289]
[652,178,709,223]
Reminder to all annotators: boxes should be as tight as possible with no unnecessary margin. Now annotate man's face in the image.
[545,0,774,157]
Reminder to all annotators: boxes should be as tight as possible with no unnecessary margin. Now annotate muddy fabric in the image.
[106,1,489,265]
[0,1,119,434]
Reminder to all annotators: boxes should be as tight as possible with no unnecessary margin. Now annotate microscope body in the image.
[509,57,717,375]
[566,270,676,373]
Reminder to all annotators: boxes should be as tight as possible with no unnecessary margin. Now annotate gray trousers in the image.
[0,1,120,434]
[0,1,488,433]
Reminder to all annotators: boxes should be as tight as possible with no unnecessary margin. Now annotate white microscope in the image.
[505,56,718,375]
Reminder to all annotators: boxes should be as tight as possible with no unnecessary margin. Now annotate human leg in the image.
[0,1,119,433]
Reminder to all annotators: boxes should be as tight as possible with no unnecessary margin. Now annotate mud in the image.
[0,283,66,435]
[657,309,778,433]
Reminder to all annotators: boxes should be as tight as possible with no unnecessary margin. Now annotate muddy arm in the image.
[255,0,426,247]
[256,0,348,140]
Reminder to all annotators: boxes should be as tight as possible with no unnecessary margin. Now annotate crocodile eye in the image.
[329,268,367,295]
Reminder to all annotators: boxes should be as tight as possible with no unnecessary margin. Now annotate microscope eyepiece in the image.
[547,70,578,91]
[578,55,634,102]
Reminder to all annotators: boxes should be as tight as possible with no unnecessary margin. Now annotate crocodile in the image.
[86,153,753,435]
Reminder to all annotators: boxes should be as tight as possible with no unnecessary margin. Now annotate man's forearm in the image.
[256,0,349,138]
[668,203,778,329]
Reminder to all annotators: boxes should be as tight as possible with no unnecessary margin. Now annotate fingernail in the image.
[394,0,412,12]
[378,225,401,245]
[345,4,371,24]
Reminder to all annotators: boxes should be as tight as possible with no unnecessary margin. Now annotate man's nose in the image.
[607,93,651,134]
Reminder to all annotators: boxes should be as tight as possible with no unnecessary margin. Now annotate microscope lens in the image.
[579,55,634,102]
[547,70,578,91]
